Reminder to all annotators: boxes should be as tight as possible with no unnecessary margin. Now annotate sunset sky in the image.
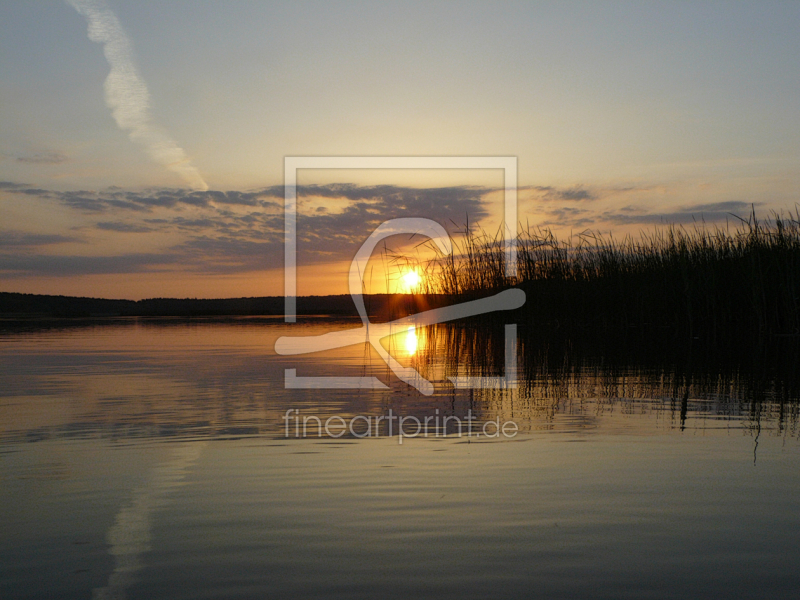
[2,0,799,299]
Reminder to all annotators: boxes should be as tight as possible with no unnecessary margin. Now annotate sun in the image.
[400,269,421,293]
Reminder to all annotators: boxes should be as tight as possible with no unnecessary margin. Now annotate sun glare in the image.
[400,269,421,293]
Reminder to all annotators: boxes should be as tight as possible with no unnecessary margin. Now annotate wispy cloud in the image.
[0,182,22,189]
[0,252,177,277]
[602,201,756,225]
[521,187,762,230]
[525,185,597,202]
[16,152,69,165]
[0,230,81,248]
[523,184,670,204]
[96,221,154,233]
[67,0,208,191]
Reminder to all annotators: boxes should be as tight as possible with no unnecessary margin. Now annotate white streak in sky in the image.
[67,0,208,191]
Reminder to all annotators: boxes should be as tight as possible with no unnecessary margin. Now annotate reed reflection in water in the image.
[2,319,800,600]
[391,320,800,440]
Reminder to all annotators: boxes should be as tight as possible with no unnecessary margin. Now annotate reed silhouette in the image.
[417,209,800,343]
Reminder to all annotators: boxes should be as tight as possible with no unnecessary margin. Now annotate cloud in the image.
[523,194,763,231]
[17,152,69,165]
[67,0,208,191]
[680,201,754,213]
[0,230,81,248]
[16,152,69,165]
[59,191,113,211]
[523,184,671,206]
[2,182,487,221]
[162,184,491,271]
[558,188,594,201]
[0,184,265,212]
[602,201,756,225]
[96,221,154,233]
[0,181,495,276]
[260,183,491,209]
[174,237,278,273]
[525,185,597,202]
[0,252,177,277]
[0,181,32,190]
[532,207,596,229]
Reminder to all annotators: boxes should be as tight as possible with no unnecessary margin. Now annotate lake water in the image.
[2,318,799,599]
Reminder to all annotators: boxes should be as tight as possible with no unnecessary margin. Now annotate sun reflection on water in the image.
[404,326,418,356]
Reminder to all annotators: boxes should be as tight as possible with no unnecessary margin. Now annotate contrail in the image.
[67,0,208,191]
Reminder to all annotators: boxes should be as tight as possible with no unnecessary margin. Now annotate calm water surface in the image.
[1,319,799,599]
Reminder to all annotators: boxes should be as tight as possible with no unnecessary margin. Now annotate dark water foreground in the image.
[1,318,799,599]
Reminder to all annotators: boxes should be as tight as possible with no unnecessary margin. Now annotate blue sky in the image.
[1,1,799,297]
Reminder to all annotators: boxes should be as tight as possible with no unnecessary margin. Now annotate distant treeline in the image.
[0,292,452,320]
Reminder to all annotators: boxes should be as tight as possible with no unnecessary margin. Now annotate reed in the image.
[419,209,800,341]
